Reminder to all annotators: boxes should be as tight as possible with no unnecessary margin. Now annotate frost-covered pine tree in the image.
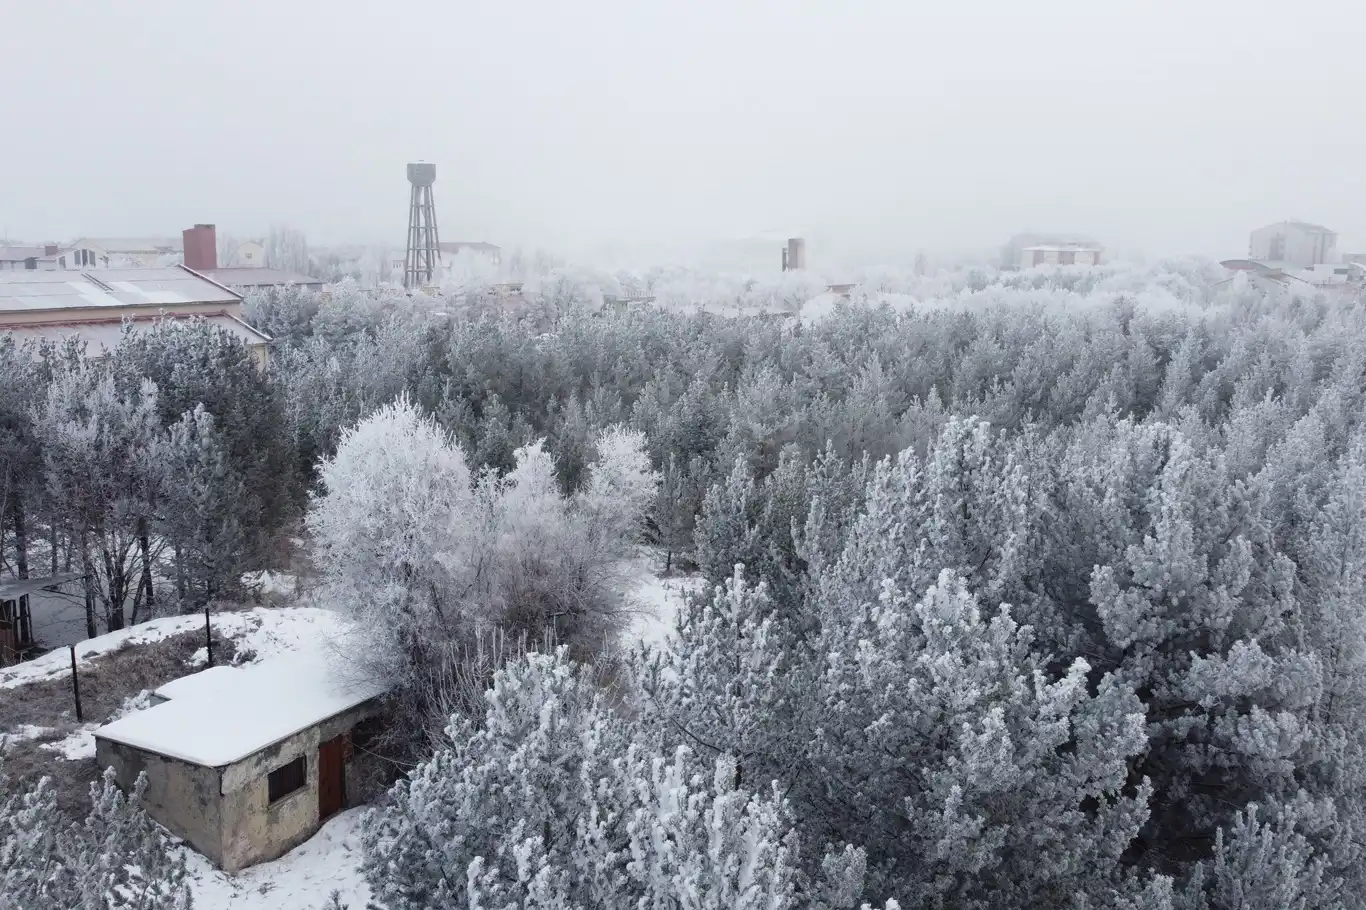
[362,650,887,910]
[37,366,171,634]
[639,566,805,794]
[1,763,192,910]
[693,455,765,586]
[164,404,248,608]
[808,569,1157,907]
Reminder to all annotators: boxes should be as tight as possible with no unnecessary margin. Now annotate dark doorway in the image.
[318,735,346,821]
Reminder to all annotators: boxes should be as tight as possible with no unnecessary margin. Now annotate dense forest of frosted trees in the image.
[5,258,1366,907]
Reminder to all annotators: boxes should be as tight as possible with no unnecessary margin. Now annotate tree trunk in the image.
[11,494,28,580]
[138,518,155,617]
[81,535,96,639]
[102,545,125,632]
[175,544,187,604]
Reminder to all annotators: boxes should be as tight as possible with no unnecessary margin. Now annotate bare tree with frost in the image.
[307,396,657,747]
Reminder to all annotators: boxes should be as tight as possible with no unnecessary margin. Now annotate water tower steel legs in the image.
[404,180,441,289]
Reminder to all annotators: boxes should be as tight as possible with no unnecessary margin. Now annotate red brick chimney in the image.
[182,223,218,271]
[44,244,58,257]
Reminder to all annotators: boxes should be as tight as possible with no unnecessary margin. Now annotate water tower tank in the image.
[407,162,436,187]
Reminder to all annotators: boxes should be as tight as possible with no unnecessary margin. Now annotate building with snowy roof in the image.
[1248,221,1338,268]
[1018,242,1103,268]
[0,265,272,368]
[93,653,388,872]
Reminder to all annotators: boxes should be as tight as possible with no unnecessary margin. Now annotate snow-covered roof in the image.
[94,652,387,767]
[69,237,183,255]
[0,265,241,313]
[151,665,240,701]
[199,267,323,288]
[0,573,82,600]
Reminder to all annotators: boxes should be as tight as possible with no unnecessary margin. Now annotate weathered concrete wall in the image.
[95,737,224,865]
[217,700,377,872]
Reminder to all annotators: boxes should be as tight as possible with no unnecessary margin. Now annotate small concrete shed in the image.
[94,653,387,872]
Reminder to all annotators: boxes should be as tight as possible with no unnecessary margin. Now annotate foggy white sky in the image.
[2,0,1364,267]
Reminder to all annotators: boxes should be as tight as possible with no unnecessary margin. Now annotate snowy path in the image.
[620,552,707,650]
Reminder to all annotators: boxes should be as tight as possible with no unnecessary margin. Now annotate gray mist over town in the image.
[3,0,1365,267]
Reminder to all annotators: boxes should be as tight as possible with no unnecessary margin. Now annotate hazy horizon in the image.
[3,0,1364,268]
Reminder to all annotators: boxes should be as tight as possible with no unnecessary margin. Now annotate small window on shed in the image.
[268,756,307,803]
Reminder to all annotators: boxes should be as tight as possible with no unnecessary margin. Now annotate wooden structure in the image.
[0,573,82,666]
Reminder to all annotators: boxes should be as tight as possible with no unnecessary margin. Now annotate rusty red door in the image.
[318,735,346,821]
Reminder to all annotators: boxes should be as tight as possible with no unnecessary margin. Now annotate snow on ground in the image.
[620,551,707,650]
[0,605,349,690]
[0,724,53,749]
[188,606,349,668]
[41,725,97,760]
[241,569,298,597]
[0,612,211,689]
[186,809,369,910]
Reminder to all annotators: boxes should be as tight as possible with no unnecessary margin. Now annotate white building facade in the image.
[1019,244,1102,268]
[65,238,183,269]
[1248,221,1337,267]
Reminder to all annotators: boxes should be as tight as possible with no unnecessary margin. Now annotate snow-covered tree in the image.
[306,394,475,695]
[309,399,656,747]
[0,763,192,910]
[163,405,248,607]
[362,649,888,910]
[37,366,170,633]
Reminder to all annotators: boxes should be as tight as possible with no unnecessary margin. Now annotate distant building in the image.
[0,574,83,665]
[438,241,501,266]
[1004,233,1102,269]
[0,265,272,369]
[64,237,183,269]
[0,244,72,271]
[1220,258,1362,289]
[233,240,267,268]
[1248,221,1337,267]
[1020,243,1102,268]
[198,268,324,293]
[182,224,321,292]
[781,238,807,271]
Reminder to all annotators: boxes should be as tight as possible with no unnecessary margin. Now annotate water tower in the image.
[404,162,441,288]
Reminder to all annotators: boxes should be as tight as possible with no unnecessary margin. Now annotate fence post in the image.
[69,645,82,723]
[205,606,213,668]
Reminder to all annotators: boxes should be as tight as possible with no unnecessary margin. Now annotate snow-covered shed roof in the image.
[0,573,82,600]
[151,664,240,701]
[94,653,387,767]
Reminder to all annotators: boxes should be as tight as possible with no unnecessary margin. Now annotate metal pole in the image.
[205,606,213,668]
[69,645,82,723]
